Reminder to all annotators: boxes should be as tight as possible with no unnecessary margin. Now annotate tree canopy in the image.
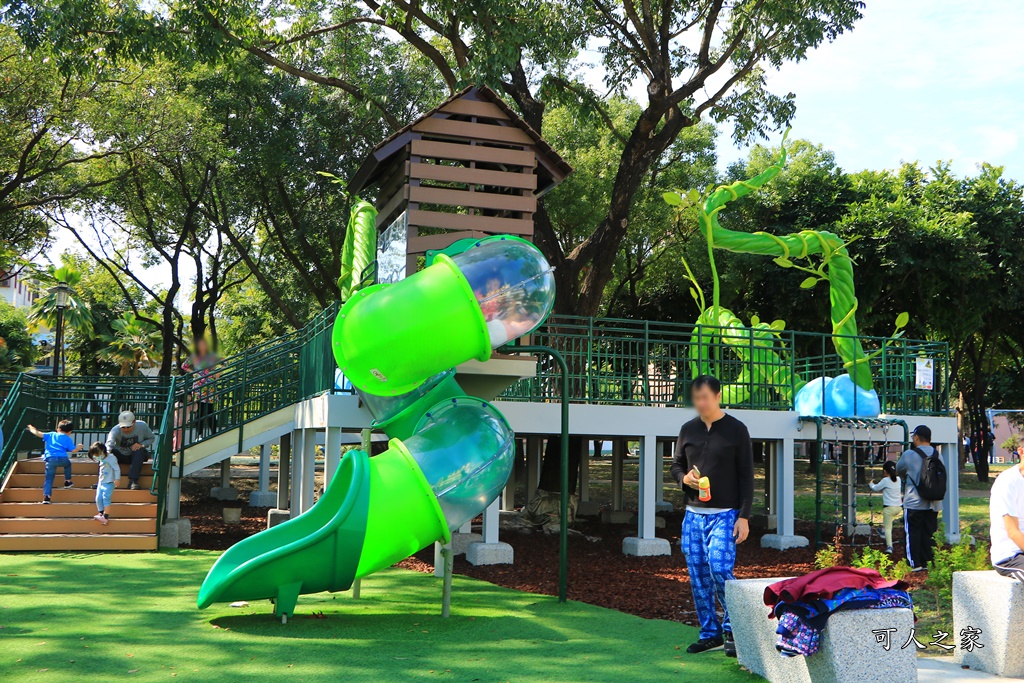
[4,0,1024,464]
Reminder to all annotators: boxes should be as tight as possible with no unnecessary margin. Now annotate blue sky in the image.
[716,0,1024,179]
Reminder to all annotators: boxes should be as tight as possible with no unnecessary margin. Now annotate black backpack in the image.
[912,446,947,501]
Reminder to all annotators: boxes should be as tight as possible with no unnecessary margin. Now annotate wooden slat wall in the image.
[439,99,511,119]
[367,102,550,266]
[413,117,534,145]
[408,209,534,236]
[407,161,537,190]
[411,139,535,167]
[408,231,489,253]
[409,185,536,213]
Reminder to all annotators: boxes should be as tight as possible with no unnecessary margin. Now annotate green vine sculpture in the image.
[665,132,894,393]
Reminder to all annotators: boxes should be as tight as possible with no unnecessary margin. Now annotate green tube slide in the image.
[198,235,554,618]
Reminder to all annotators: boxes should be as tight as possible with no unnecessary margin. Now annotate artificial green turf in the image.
[0,550,757,682]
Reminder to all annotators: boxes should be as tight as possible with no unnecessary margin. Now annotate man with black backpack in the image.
[897,425,947,571]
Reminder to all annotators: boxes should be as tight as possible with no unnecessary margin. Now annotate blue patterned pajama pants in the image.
[682,508,739,640]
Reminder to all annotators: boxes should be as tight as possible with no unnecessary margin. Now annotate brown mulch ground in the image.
[180,474,269,550]
[399,516,926,625]
[182,469,925,626]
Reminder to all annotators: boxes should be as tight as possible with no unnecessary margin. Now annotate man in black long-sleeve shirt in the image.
[671,375,754,657]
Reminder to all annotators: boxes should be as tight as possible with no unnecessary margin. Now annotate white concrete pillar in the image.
[300,428,317,513]
[941,443,960,544]
[165,476,181,519]
[623,433,671,556]
[637,434,658,540]
[526,436,542,503]
[258,444,270,492]
[211,456,238,500]
[249,443,277,507]
[276,432,291,511]
[290,429,304,513]
[467,498,513,565]
[325,426,342,487]
[777,439,794,536]
[501,442,516,511]
[611,440,625,511]
[579,439,590,502]
[766,441,779,518]
[760,437,808,550]
[482,499,500,543]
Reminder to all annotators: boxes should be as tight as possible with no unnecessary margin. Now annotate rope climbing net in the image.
[798,416,909,548]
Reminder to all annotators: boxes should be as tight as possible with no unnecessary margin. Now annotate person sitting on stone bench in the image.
[990,458,1024,581]
[105,410,156,491]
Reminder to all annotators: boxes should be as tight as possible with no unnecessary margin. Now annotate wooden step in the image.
[0,533,157,551]
[0,502,157,518]
[0,517,157,534]
[13,459,155,476]
[2,487,156,503]
[7,474,154,489]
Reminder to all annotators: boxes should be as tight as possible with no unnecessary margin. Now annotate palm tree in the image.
[100,313,163,376]
[28,263,95,337]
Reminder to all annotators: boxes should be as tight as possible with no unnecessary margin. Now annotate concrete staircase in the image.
[0,459,158,551]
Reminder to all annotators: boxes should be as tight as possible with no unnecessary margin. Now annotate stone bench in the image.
[724,577,916,683]
[953,570,1024,677]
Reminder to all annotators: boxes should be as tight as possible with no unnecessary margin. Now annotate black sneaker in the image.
[686,636,724,654]
[724,632,736,657]
[129,482,140,490]
[43,496,51,504]
[64,480,73,489]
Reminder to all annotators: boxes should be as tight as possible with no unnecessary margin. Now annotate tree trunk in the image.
[536,435,582,495]
[966,394,990,483]
[806,440,820,474]
[160,279,179,376]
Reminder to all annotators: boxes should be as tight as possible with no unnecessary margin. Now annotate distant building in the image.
[0,269,38,309]
[0,269,55,373]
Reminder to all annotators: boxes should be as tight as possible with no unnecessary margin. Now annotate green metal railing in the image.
[0,375,175,483]
[173,302,340,473]
[501,315,950,415]
[0,303,341,545]
[0,305,950,548]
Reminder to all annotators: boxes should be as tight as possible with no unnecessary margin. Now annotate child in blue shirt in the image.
[27,420,83,503]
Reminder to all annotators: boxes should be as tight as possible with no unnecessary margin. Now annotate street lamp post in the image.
[51,281,72,377]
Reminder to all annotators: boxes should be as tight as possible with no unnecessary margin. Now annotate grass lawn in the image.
[0,550,758,683]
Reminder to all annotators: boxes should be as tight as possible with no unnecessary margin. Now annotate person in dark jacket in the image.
[671,375,754,657]
[895,425,942,570]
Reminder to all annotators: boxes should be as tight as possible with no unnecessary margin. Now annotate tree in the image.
[0,299,35,371]
[1000,433,1021,458]
[8,0,866,318]
[100,312,163,376]
[43,253,151,376]
[0,25,133,265]
[28,261,95,339]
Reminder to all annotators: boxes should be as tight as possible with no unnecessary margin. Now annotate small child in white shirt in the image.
[88,441,120,525]
[869,460,903,553]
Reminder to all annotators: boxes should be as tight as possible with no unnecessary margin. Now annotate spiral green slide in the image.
[198,235,556,619]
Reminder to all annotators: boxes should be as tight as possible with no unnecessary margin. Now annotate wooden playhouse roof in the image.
[348,85,572,197]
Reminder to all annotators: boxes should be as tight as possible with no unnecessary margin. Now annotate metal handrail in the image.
[172,302,341,462]
[152,376,178,538]
[500,314,950,415]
